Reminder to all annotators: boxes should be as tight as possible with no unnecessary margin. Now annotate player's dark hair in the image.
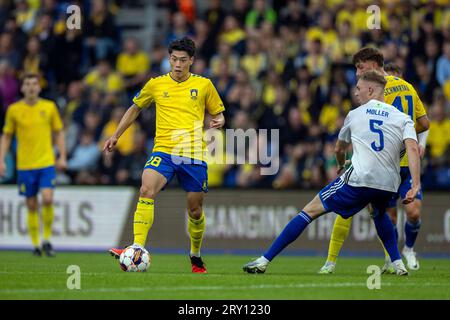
[21,73,40,84]
[168,37,196,57]
[358,71,387,88]
[353,47,384,67]
[384,62,403,77]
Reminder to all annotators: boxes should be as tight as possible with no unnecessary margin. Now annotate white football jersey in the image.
[338,99,417,192]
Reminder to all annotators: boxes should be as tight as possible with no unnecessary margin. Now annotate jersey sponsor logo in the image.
[190,89,198,100]
[163,91,169,98]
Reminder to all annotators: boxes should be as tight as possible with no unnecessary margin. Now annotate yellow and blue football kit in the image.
[2,98,63,247]
[130,72,224,251]
[133,72,225,192]
[384,76,426,206]
[3,98,63,196]
[325,76,427,265]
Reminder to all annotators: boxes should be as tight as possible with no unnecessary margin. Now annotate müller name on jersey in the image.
[366,108,389,117]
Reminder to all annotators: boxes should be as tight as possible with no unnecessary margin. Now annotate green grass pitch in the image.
[0,251,449,300]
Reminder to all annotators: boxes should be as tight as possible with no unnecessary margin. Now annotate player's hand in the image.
[0,160,6,177]
[403,185,420,204]
[56,157,67,171]
[337,160,351,175]
[418,145,425,159]
[103,136,118,154]
[209,113,225,129]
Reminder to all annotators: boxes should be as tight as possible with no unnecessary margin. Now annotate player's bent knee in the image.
[406,208,421,222]
[42,198,53,207]
[188,206,202,219]
[139,186,158,199]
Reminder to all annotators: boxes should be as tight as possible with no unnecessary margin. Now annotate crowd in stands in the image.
[0,0,449,190]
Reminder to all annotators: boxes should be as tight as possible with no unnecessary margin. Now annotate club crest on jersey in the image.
[163,92,169,98]
[190,89,198,100]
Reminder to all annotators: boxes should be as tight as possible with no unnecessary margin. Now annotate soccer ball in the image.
[119,246,151,272]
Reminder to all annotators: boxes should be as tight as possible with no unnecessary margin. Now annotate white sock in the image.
[258,256,270,264]
[403,246,413,252]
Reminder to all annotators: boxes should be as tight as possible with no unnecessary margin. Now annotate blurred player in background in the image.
[0,73,67,257]
[319,48,430,274]
[105,37,225,273]
[384,62,403,78]
[243,71,420,276]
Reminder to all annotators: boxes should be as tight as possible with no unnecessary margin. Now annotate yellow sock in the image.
[133,197,154,247]
[188,211,205,257]
[27,211,40,247]
[327,215,352,263]
[42,205,54,241]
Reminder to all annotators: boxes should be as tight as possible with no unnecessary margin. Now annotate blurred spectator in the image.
[436,40,450,86]
[219,15,246,55]
[20,35,48,87]
[116,37,149,97]
[427,100,450,166]
[413,57,439,105]
[0,31,21,70]
[240,37,267,81]
[100,106,138,157]
[0,60,19,108]
[116,131,149,185]
[83,59,124,97]
[165,11,193,46]
[277,0,309,30]
[203,0,225,42]
[84,0,118,64]
[14,0,37,33]
[229,0,250,27]
[210,41,239,77]
[67,130,101,173]
[245,0,276,36]
[53,28,83,87]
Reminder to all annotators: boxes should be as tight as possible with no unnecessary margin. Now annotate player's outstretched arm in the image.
[334,140,349,174]
[416,115,430,159]
[54,130,67,170]
[0,133,12,177]
[209,112,225,129]
[103,104,142,153]
[403,138,421,204]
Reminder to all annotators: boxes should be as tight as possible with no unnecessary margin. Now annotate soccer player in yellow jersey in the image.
[319,48,430,274]
[106,38,225,273]
[0,74,67,257]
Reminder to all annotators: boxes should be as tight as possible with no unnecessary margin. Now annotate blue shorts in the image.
[388,167,423,208]
[144,152,208,193]
[17,166,56,197]
[319,177,395,219]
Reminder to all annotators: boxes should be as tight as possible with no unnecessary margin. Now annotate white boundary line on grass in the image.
[1,282,449,294]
